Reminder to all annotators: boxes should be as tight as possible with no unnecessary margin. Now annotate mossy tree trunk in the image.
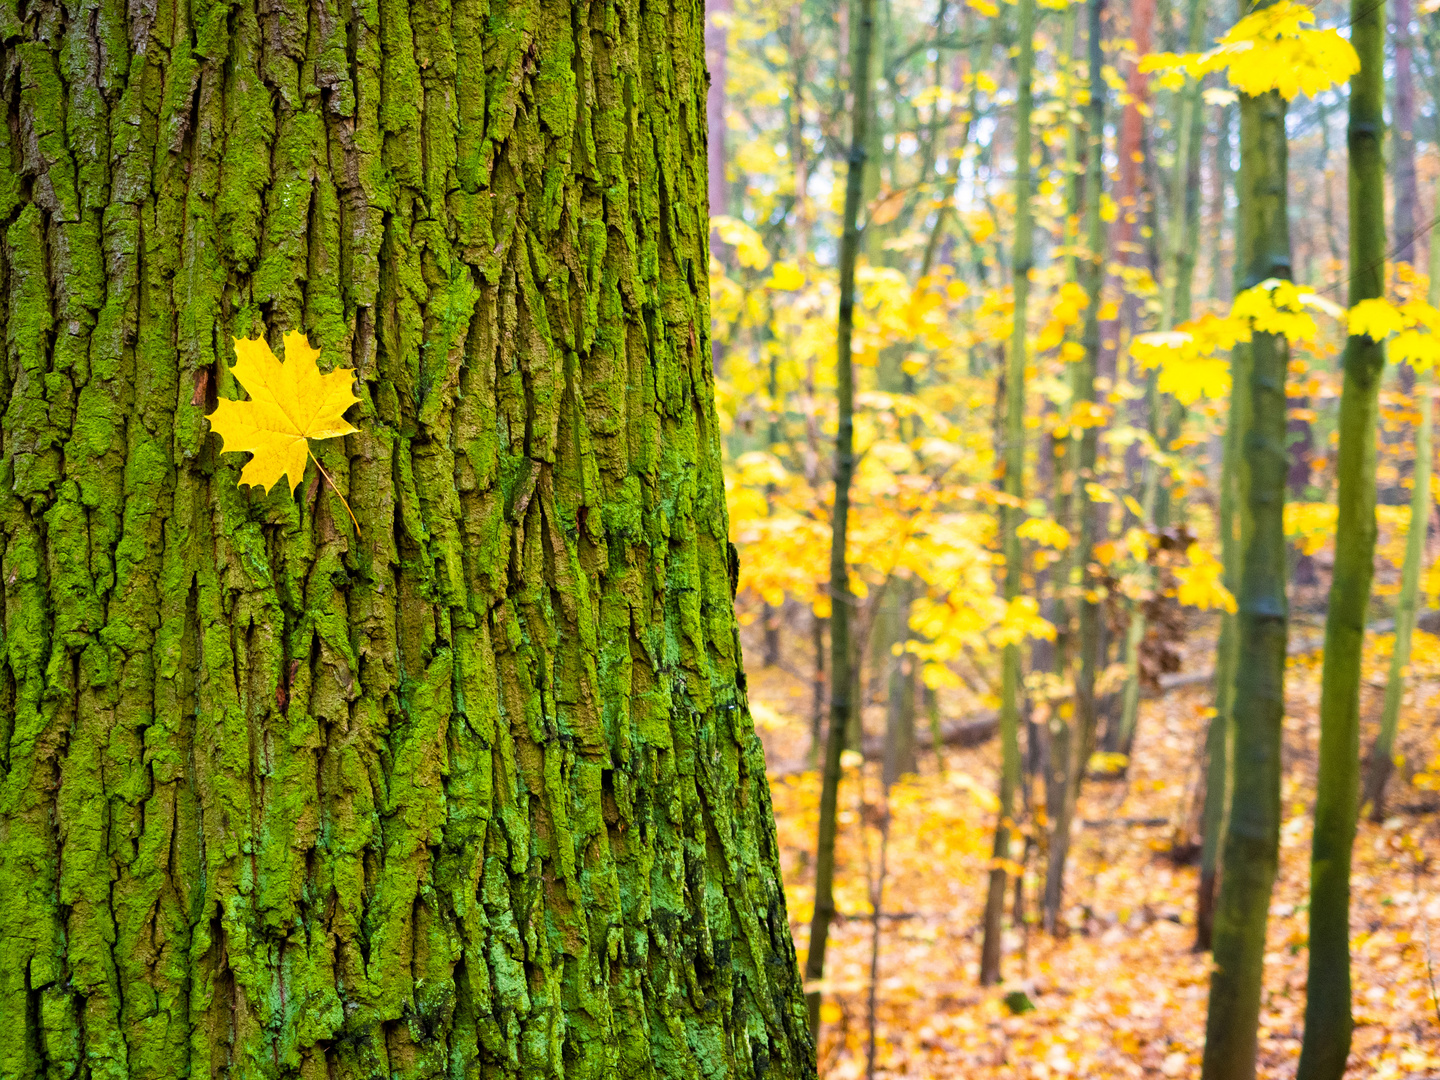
[1298,0,1388,1073]
[1200,65,1291,1080]
[0,1,813,1077]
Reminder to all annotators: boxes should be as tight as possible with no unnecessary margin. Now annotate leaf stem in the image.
[308,449,360,535]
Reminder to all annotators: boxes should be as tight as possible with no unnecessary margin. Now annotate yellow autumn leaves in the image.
[1132,283,1440,407]
[1141,0,1359,101]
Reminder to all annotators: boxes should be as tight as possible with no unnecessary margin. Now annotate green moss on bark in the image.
[0,0,813,1077]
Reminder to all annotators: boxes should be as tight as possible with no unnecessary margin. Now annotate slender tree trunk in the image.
[0,2,816,1077]
[707,0,732,226]
[1200,73,1292,1080]
[1364,375,1431,820]
[806,0,877,1033]
[981,0,1036,984]
[1394,0,1418,269]
[789,2,811,259]
[1116,0,1205,753]
[1363,211,1440,819]
[1298,2,1387,1075]
[1197,370,1245,951]
[1044,0,1106,936]
[1209,103,1236,304]
[882,581,918,788]
[811,613,828,766]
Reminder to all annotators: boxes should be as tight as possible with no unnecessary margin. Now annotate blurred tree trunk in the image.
[1116,0,1205,754]
[1363,368,1432,820]
[1200,41,1292,1080]
[708,0,732,225]
[1298,0,1387,1074]
[1208,102,1236,304]
[1044,0,1107,936]
[0,1,816,1077]
[883,611,919,787]
[981,0,1036,984]
[1393,0,1418,270]
[806,0,876,1033]
[1363,198,1440,818]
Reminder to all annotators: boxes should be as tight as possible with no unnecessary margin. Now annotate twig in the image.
[865,784,891,1080]
[309,450,360,535]
[1417,857,1440,1029]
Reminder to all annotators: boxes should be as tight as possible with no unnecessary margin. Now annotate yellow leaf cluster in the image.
[1017,517,1071,550]
[711,215,771,269]
[1285,501,1337,556]
[1139,0,1359,101]
[1131,281,1345,405]
[1174,543,1236,613]
[1345,296,1440,370]
[1034,282,1089,353]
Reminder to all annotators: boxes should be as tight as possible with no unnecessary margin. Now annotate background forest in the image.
[707,0,1440,1075]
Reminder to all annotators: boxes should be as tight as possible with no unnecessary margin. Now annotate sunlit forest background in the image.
[705,0,1440,1074]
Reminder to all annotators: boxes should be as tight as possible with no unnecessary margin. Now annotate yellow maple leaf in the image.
[208,331,361,498]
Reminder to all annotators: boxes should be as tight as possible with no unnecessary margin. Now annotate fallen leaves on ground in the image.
[756,622,1440,1078]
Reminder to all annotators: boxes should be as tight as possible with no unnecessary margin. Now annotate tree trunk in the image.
[1208,102,1236,304]
[1196,392,1242,953]
[882,582,918,789]
[980,0,1035,984]
[1364,197,1440,820]
[1297,0,1387,1074]
[1393,0,1418,269]
[0,3,814,1077]
[1043,0,1106,937]
[1200,77,1291,1080]
[1364,372,1431,820]
[806,0,876,1034]
[708,0,732,226]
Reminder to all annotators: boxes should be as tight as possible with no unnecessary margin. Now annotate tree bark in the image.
[1298,0,1387,1073]
[0,2,814,1077]
[1201,73,1291,1080]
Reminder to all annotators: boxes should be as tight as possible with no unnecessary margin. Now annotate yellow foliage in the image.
[991,595,1056,647]
[1349,298,1408,341]
[1174,543,1237,613]
[1140,1,1358,101]
[1017,518,1071,549]
[1285,501,1337,556]
[768,261,806,290]
[711,215,772,269]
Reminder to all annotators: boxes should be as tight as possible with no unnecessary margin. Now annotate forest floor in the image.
[754,618,1440,1078]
